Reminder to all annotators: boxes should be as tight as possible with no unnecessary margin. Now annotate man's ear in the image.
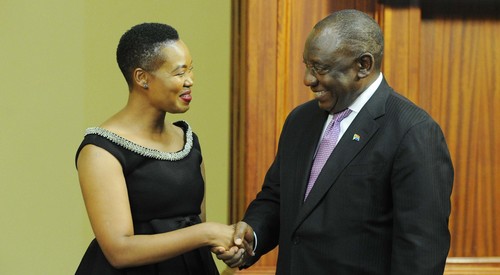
[357,53,374,78]
[133,68,149,89]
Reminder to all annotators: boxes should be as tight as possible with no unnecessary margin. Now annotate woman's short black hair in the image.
[116,23,179,86]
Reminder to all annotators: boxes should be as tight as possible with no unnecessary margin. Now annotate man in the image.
[218,9,453,275]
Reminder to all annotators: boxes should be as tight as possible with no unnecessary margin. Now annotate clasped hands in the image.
[211,221,255,268]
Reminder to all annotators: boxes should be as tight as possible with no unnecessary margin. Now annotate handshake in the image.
[207,221,256,268]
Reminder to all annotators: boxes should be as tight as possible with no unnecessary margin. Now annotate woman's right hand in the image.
[203,222,235,250]
[211,221,255,268]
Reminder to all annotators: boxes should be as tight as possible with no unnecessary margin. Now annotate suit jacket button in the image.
[293,236,300,245]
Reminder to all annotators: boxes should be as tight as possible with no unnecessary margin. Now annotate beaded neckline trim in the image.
[84,121,193,161]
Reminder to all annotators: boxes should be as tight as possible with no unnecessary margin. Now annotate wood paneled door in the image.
[229,0,500,274]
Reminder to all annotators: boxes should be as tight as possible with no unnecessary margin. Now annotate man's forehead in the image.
[305,30,341,53]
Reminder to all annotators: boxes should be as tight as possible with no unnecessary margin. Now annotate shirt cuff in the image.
[253,231,258,253]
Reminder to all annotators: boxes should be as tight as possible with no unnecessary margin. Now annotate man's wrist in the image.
[252,231,258,254]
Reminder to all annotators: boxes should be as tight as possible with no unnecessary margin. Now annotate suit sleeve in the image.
[390,118,453,274]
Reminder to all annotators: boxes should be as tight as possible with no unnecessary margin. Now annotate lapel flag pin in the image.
[352,134,360,141]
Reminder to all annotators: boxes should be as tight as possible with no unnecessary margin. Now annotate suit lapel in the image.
[293,109,329,204]
[291,79,391,233]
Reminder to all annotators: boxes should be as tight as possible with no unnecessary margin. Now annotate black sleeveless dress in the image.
[75,121,219,275]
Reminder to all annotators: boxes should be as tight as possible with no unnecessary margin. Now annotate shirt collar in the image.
[348,72,383,114]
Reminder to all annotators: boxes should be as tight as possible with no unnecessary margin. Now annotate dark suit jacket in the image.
[243,78,454,275]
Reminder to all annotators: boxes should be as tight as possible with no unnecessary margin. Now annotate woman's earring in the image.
[143,83,149,89]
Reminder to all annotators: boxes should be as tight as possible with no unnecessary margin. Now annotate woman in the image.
[75,23,233,274]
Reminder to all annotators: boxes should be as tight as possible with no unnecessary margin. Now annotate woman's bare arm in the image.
[77,145,234,268]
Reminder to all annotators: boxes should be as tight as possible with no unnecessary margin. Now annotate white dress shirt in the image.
[319,73,383,144]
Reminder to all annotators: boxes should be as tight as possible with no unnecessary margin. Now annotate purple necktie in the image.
[304,108,352,200]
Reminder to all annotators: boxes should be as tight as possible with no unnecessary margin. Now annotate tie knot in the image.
[333,108,352,123]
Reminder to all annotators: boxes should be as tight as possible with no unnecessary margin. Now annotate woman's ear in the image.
[357,53,374,78]
[133,68,149,89]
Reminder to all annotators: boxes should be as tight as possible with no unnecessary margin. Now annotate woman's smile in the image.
[180,90,192,103]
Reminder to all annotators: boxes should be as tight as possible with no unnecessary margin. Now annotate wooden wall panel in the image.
[381,1,500,273]
[231,0,280,272]
[329,0,378,16]
[418,9,500,259]
[380,5,421,102]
